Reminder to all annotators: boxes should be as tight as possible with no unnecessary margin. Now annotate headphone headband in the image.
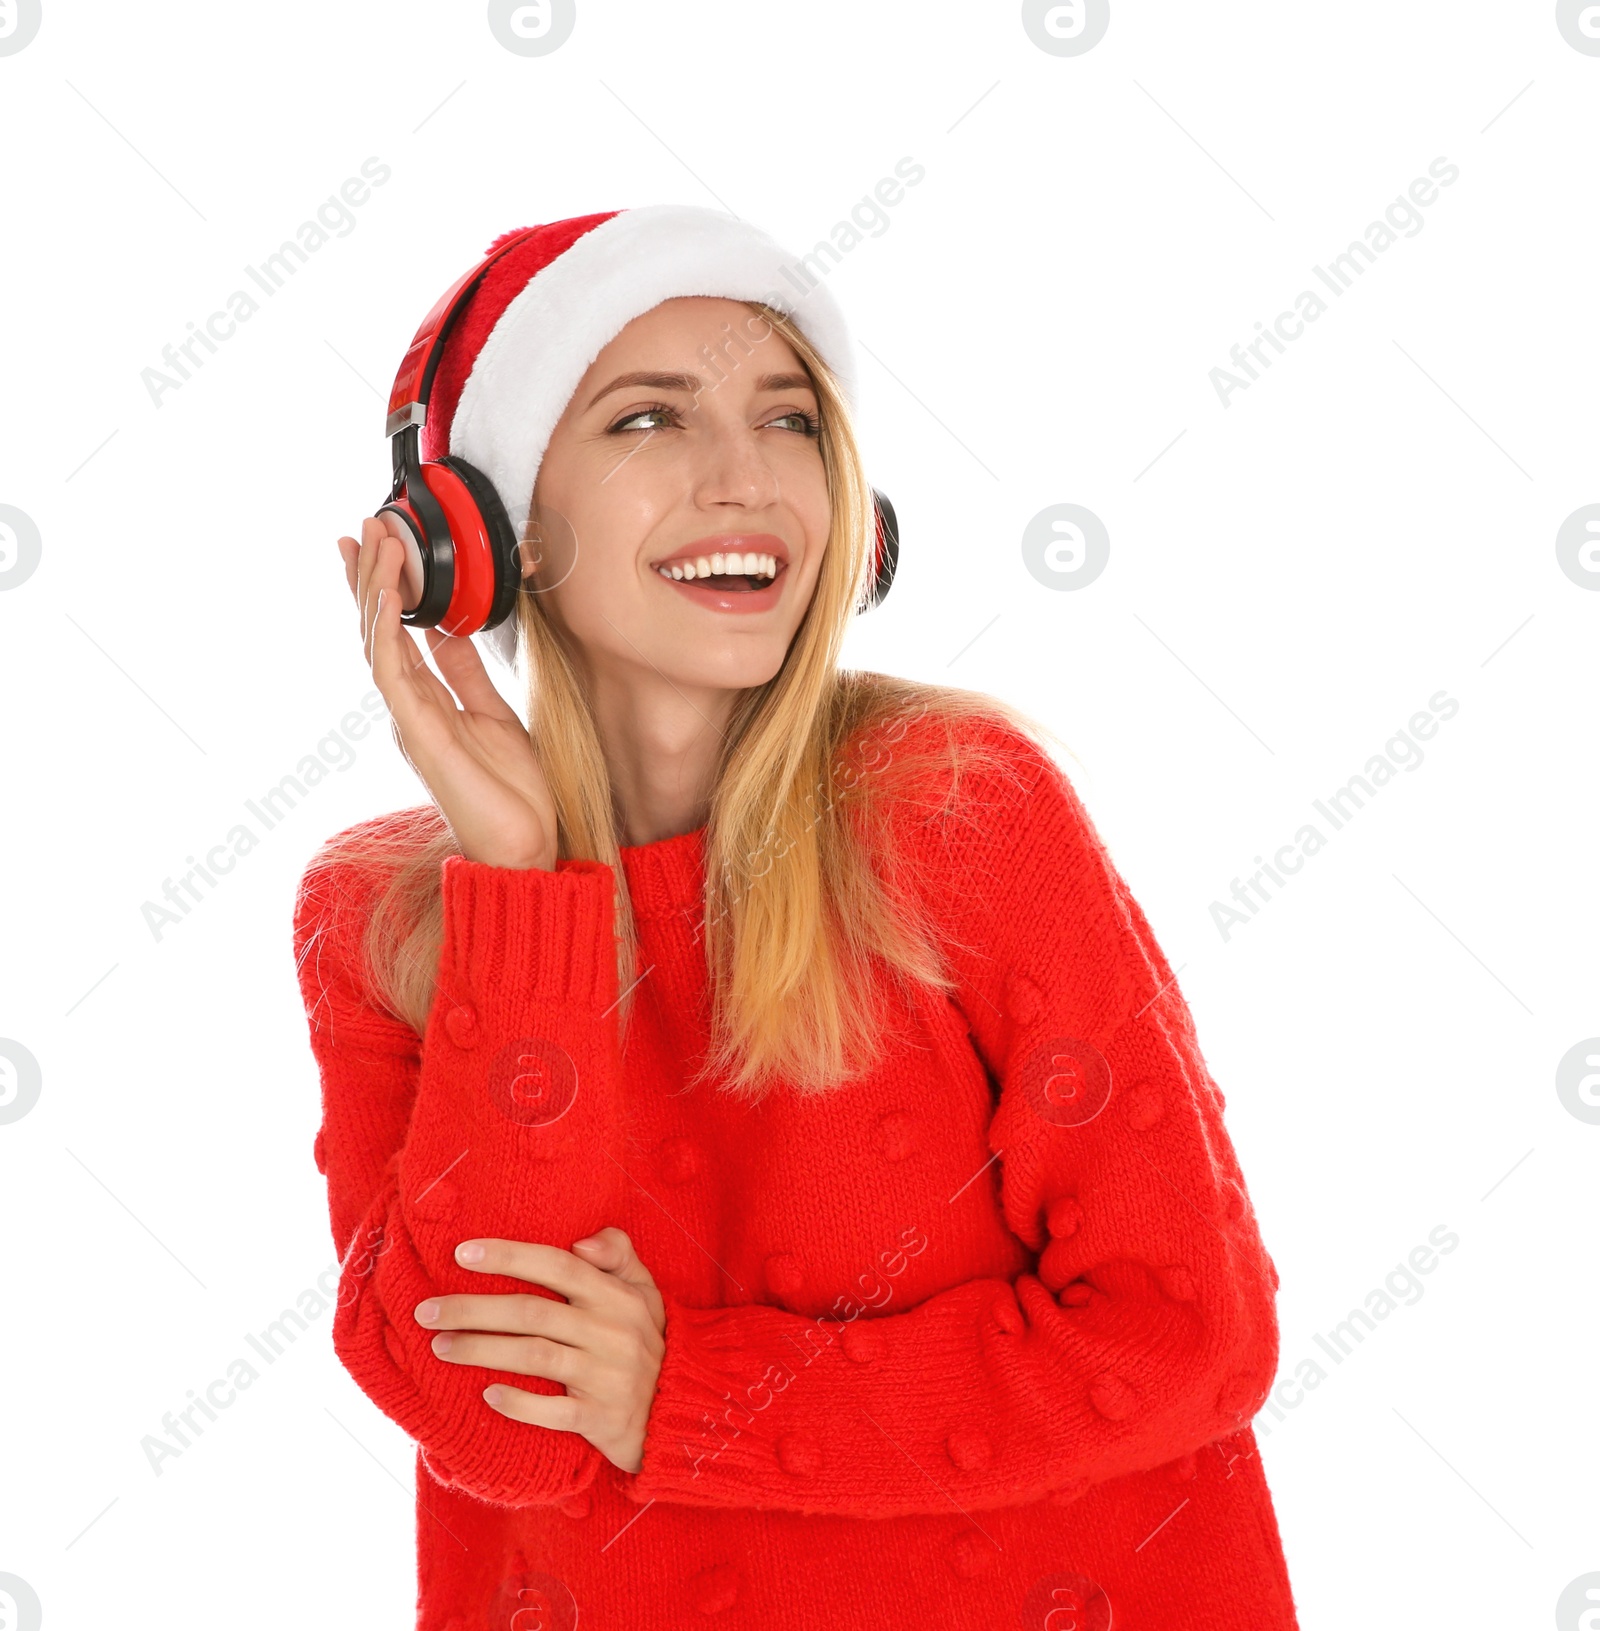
[384,227,543,438]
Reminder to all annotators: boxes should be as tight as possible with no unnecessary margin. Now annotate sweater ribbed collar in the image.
[618,822,708,918]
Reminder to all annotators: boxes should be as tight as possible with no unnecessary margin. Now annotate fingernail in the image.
[415,1300,440,1323]
[572,1236,600,1250]
[457,1242,485,1263]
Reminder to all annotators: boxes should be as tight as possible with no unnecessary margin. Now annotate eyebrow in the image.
[584,369,816,410]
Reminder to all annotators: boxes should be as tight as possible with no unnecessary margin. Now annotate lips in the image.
[648,531,791,612]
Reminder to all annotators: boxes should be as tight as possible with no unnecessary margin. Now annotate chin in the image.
[659,645,790,691]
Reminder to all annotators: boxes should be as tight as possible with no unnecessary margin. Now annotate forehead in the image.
[583,295,808,378]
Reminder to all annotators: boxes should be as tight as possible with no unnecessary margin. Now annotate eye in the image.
[608,403,679,434]
[768,409,821,436]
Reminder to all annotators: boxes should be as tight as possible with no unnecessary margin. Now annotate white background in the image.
[2,2,1596,1627]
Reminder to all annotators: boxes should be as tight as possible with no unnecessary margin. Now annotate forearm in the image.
[305,850,629,1505]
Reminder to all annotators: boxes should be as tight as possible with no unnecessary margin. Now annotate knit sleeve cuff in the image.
[438,855,616,1009]
[626,1291,798,1504]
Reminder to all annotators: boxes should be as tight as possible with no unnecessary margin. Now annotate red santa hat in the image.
[418,204,860,670]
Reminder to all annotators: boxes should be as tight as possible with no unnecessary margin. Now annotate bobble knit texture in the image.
[291,716,1300,1629]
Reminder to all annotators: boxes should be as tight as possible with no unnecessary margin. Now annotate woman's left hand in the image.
[413,1227,667,1474]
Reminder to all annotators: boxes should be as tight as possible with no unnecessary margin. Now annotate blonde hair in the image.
[308,301,1072,1101]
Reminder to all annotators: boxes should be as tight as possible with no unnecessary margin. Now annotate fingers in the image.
[355,516,409,647]
[454,1238,615,1306]
[415,1285,583,1337]
[427,1331,582,1391]
[423,625,523,724]
[350,519,495,723]
[481,1381,585,1434]
[415,1240,663,1463]
[572,1227,659,1293]
[354,527,456,731]
[365,578,410,685]
[366,582,414,705]
[357,516,398,651]
[416,1289,588,1349]
[573,1228,667,1337]
[344,522,545,849]
[336,534,359,599]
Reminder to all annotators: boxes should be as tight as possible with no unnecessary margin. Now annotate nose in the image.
[690,414,784,513]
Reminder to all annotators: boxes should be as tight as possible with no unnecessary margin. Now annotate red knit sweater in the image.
[291,713,1300,1629]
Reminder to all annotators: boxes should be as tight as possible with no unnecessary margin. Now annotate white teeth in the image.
[655,552,780,582]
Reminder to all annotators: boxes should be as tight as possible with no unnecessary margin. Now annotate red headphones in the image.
[378,229,899,639]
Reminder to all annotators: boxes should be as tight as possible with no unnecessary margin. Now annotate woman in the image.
[292,206,1301,1629]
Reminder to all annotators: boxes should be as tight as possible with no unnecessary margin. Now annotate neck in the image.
[584,663,740,846]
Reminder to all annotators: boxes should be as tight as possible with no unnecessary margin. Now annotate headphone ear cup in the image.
[374,497,441,623]
[437,454,522,634]
[378,475,455,627]
[867,488,899,609]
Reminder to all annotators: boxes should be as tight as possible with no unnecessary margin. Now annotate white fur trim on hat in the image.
[452,204,859,671]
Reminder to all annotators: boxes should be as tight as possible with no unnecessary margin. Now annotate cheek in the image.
[562,450,674,541]
[532,488,656,631]
[780,452,831,544]
[804,469,831,529]
[530,459,649,584]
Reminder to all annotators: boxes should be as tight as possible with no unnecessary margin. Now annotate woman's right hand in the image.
[338,516,558,871]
